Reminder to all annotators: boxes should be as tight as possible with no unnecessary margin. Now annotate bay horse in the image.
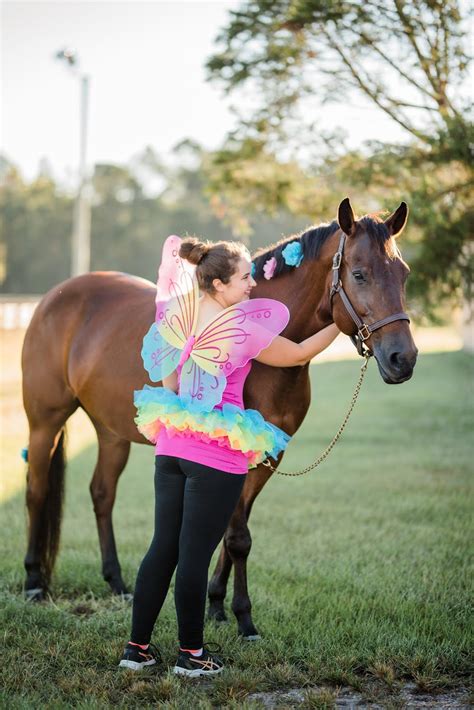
[22,198,417,640]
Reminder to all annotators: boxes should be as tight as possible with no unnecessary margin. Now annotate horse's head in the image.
[332,198,418,384]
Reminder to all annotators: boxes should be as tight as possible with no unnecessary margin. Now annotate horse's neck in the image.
[267,231,339,341]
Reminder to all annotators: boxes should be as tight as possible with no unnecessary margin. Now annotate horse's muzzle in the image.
[372,338,418,384]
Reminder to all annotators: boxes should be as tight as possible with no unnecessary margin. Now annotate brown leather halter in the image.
[330,232,410,357]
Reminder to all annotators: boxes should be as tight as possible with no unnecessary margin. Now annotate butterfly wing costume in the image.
[134,235,291,468]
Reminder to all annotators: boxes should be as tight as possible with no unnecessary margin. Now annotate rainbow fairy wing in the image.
[155,235,195,303]
[141,323,182,382]
[155,237,199,350]
[141,235,198,380]
[178,358,226,412]
[156,276,199,351]
[190,298,290,377]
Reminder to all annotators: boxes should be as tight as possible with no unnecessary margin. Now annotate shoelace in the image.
[187,655,220,671]
[201,642,227,667]
[181,642,223,665]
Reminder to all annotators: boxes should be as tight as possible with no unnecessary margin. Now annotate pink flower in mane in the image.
[263,256,277,280]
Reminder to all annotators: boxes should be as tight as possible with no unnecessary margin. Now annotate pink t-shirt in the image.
[155,361,252,474]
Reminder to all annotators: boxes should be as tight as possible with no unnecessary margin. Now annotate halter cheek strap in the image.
[329,232,410,357]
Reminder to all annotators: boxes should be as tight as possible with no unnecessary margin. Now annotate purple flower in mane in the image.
[282,241,303,267]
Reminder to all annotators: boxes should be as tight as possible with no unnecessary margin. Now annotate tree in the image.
[206,0,473,314]
[0,157,73,293]
[1,147,308,293]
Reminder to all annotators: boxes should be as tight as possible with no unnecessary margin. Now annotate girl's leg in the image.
[130,455,185,644]
[174,459,246,649]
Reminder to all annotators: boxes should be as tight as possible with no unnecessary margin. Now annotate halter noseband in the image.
[329,232,410,358]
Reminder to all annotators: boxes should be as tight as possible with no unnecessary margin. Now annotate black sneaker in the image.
[173,643,224,678]
[118,641,161,671]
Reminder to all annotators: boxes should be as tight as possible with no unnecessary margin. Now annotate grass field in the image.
[0,348,472,708]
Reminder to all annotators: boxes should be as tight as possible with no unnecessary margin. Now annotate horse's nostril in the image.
[389,351,402,368]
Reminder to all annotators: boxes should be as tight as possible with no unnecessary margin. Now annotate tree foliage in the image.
[0,148,308,294]
[208,0,470,146]
[0,158,72,293]
[206,0,473,313]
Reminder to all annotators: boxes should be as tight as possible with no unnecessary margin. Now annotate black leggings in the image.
[130,455,246,648]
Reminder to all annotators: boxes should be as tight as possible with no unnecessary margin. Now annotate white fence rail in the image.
[0,296,40,330]
[0,295,469,353]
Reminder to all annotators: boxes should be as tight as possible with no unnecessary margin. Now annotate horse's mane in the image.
[252,214,393,278]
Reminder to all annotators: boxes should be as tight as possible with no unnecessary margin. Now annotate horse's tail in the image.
[33,428,67,590]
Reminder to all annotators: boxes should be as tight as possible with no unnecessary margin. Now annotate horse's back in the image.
[22,272,156,440]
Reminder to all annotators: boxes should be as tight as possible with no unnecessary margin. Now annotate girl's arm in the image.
[162,370,178,392]
[255,323,340,367]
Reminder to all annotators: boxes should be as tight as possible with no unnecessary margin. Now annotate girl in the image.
[119,237,339,677]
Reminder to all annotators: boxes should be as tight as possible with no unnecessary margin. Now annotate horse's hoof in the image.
[109,581,132,599]
[208,610,228,623]
[111,587,133,603]
[120,592,134,603]
[208,603,227,622]
[242,633,261,642]
[24,587,45,602]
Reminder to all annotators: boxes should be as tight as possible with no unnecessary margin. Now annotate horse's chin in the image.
[371,336,418,385]
[375,358,414,384]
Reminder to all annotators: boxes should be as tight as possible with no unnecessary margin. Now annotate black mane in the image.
[358,216,391,249]
[252,221,339,279]
[251,215,392,278]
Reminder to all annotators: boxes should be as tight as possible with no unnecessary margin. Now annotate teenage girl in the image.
[119,237,339,677]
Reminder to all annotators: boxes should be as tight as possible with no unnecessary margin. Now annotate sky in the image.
[2,0,412,186]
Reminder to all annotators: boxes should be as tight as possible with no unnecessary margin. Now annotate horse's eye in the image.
[352,270,365,282]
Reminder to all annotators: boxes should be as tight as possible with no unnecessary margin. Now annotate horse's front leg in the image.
[208,496,255,632]
[226,498,260,639]
[208,541,233,622]
[207,475,256,624]
[227,463,276,639]
[208,460,277,636]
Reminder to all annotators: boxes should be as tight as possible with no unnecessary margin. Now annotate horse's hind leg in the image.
[24,405,77,601]
[89,425,131,597]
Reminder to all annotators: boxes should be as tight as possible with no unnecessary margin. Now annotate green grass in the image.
[1,351,472,708]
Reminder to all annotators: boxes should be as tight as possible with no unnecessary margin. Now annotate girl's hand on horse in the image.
[255,323,340,367]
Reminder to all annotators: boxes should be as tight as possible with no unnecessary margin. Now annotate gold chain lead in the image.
[262,355,371,477]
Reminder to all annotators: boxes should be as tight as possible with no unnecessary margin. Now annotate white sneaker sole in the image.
[119,659,156,671]
[173,665,223,677]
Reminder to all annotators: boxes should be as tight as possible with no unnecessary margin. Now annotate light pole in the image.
[55,48,91,276]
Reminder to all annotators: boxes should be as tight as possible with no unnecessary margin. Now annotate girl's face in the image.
[213,257,257,307]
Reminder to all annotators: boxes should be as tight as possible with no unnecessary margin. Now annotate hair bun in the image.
[179,237,211,265]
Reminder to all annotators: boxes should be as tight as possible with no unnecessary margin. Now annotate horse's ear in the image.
[385,202,409,238]
[338,197,356,236]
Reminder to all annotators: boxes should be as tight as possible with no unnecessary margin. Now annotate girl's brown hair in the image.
[179,237,250,294]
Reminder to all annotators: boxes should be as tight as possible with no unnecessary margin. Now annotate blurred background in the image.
[1,0,472,497]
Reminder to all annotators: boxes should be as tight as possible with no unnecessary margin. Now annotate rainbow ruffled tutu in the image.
[134,385,290,468]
